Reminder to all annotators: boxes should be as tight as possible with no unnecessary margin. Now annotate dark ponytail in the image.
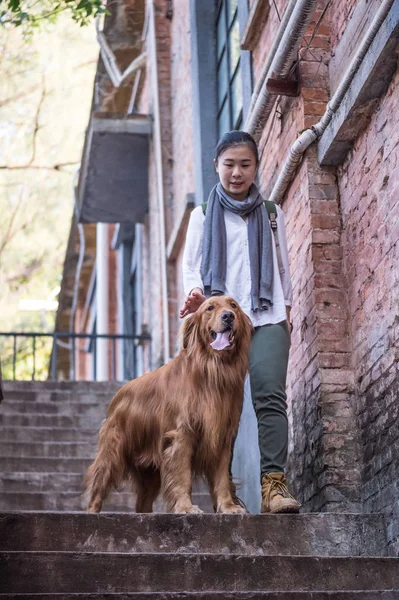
[214,130,259,164]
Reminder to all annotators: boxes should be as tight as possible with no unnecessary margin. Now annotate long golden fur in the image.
[86,295,252,514]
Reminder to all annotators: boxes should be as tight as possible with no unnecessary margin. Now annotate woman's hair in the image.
[214,130,259,164]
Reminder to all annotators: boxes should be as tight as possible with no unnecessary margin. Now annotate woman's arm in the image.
[180,206,206,318]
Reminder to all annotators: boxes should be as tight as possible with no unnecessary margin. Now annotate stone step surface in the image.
[0,491,214,512]
[1,552,399,594]
[1,381,121,405]
[0,456,93,473]
[0,400,109,416]
[0,472,209,493]
[0,413,105,428]
[0,513,388,556]
[1,594,398,600]
[0,427,99,442]
[0,441,95,458]
[2,380,123,395]
[0,452,99,472]
[0,471,88,492]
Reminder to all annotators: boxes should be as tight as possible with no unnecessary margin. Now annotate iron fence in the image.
[0,331,151,382]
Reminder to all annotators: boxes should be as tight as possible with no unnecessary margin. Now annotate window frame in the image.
[216,0,243,136]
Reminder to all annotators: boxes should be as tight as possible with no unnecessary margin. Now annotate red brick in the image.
[311,214,341,229]
[302,88,329,102]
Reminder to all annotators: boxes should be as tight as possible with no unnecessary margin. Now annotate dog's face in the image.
[182,296,252,355]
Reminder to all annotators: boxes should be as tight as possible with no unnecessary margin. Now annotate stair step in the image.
[1,553,398,594]
[0,471,89,492]
[0,456,94,473]
[0,513,388,556]
[0,401,110,416]
[0,427,99,442]
[0,441,96,458]
[2,380,123,395]
[1,593,399,599]
[0,413,105,428]
[1,381,121,406]
[0,491,214,512]
[2,391,114,405]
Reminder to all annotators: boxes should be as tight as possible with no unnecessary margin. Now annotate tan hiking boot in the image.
[261,472,301,514]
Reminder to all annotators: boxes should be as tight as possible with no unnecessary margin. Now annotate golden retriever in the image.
[85,295,252,514]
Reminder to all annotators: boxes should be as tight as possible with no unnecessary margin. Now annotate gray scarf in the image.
[200,182,274,312]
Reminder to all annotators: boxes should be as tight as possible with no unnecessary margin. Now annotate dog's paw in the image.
[217,503,248,515]
[187,504,203,514]
[172,504,203,514]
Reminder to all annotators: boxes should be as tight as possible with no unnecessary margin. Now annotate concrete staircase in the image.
[1,380,399,598]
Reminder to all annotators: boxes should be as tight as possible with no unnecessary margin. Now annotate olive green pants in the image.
[249,321,290,476]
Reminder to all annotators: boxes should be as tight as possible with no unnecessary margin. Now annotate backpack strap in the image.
[263,201,285,275]
[201,200,285,275]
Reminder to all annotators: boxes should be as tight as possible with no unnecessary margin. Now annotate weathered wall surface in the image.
[168,0,196,347]
[337,63,399,554]
[238,1,363,514]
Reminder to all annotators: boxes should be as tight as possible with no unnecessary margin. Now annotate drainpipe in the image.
[269,0,395,205]
[95,16,146,88]
[245,0,319,141]
[96,222,109,380]
[248,0,297,113]
[147,0,170,365]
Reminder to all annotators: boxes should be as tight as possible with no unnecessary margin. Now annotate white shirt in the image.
[182,204,293,327]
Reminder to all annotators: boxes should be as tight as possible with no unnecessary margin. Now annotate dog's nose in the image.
[221,311,235,323]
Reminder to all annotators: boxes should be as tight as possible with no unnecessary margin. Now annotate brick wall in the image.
[248,0,363,512]
[337,63,399,554]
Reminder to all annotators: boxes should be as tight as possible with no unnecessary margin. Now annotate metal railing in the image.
[0,331,151,382]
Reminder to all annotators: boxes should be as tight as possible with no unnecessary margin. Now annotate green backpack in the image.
[201,200,285,274]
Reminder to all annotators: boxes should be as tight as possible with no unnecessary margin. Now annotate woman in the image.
[180,130,300,514]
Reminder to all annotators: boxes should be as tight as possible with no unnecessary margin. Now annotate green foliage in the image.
[0,0,107,31]
[1,334,53,380]
[0,14,98,380]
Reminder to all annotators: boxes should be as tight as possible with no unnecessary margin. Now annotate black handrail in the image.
[0,331,151,382]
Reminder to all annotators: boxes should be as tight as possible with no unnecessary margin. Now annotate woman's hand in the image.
[179,288,206,318]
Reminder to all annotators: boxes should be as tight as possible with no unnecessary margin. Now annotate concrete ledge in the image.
[318,2,399,166]
[2,592,399,600]
[2,552,399,593]
[0,512,388,556]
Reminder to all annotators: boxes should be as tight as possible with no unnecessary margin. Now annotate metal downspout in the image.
[269,0,395,205]
[96,222,109,381]
[148,0,170,365]
[248,0,297,113]
[245,0,319,141]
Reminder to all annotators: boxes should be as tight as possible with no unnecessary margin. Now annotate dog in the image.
[86,295,252,514]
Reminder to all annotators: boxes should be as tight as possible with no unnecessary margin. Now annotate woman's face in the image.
[214,144,258,201]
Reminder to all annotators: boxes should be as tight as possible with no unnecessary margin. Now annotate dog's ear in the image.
[181,314,198,350]
[244,313,254,331]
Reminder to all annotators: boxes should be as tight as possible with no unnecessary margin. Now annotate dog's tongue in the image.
[210,331,231,351]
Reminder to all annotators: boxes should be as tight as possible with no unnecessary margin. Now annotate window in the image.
[216,0,243,137]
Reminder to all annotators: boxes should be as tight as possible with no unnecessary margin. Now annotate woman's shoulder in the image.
[190,204,206,221]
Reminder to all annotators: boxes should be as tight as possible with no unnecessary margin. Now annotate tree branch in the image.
[0,161,79,170]
[0,84,42,108]
[0,185,25,263]
[28,73,46,167]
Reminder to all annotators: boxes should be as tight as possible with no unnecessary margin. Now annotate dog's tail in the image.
[85,420,124,513]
